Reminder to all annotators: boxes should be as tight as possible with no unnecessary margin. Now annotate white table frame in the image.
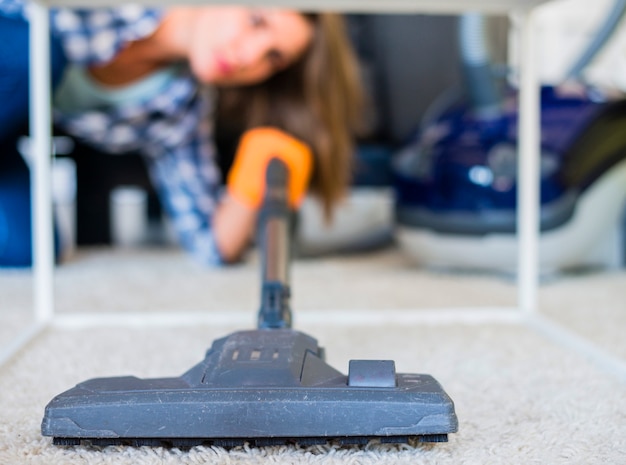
[2,0,625,384]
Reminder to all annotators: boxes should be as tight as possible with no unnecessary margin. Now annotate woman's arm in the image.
[148,126,312,266]
[143,150,257,265]
[212,194,257,263]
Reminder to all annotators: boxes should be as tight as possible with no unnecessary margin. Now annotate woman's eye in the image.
[250,11,265,27]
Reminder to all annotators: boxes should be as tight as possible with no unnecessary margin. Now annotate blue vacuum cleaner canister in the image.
[393,86,626,274]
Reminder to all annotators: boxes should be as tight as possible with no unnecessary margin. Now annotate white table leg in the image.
[516,7,541,315]
[29,1,55,323]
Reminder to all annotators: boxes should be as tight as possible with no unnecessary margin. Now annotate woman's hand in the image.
[214,127,313,262]
[226,127,313,209]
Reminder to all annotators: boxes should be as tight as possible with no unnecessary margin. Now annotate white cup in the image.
[52,157,77,260]
[110,186,148,248]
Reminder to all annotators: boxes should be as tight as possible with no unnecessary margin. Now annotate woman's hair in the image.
[217,13,365,219]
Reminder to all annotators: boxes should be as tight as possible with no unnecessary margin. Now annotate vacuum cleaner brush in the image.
[41,159,458,448]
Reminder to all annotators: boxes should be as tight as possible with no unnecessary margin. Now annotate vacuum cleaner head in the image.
[42,329,457,447]
[42,159,458,448]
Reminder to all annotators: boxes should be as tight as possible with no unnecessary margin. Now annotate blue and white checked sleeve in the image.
[50,6,163,65]
[55,72,227,266]
[0,1,162,65]
[143,88,226,266]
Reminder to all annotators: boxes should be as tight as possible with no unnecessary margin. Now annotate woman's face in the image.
[188,7,313,86]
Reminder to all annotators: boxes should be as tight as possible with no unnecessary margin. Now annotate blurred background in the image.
[7,0,626,276]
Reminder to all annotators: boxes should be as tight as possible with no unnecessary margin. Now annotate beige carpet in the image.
[1,246,625,464]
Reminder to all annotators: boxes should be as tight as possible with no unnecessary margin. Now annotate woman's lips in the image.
[215,55,234,76]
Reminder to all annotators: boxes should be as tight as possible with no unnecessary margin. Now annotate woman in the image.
[1,3,364,265]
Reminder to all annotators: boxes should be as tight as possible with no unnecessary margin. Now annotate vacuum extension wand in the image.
[258,158,292,329]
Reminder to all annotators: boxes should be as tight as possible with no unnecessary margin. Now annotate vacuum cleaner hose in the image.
[458,12,502,120]
[564,0,626,81]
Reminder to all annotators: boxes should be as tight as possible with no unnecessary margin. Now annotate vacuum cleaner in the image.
[393,6,626,274]
[393,85,626,274]
[41,159,458,448]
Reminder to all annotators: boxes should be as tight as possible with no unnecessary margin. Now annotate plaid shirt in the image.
[1,1,224,265]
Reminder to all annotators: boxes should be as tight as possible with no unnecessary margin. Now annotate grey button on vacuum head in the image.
[348,360,397,387]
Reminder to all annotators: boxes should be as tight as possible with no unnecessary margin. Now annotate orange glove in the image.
[226,127,313,209]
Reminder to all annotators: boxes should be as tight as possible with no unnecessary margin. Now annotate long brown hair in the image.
[217,13,365,219]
